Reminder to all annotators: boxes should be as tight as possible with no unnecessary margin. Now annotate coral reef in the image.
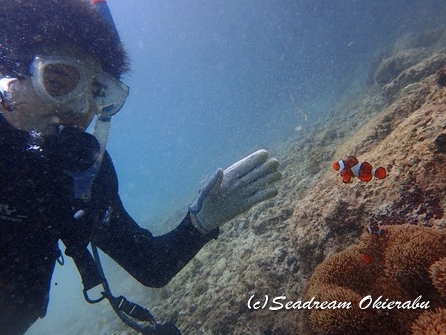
[374,48,432,86]
[382,51,446,99]
[300,225,446,334]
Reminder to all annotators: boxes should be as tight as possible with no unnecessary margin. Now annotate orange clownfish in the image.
[332,156,386,183]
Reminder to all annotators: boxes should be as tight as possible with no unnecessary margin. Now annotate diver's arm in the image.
[92,203,217,287]
[91,154,218,287]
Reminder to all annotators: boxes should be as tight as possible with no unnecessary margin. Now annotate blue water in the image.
[27,0,446,334]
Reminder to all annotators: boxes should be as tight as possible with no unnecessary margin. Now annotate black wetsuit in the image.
[0,118,217,335]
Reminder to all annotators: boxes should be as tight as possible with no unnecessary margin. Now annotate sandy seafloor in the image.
[30,27,446,335]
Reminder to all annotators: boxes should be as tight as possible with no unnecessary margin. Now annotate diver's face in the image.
[0,54,100,136]
[0,76,95,135]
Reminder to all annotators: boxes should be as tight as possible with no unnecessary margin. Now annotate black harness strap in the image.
[62,206,181,335]
[89,242,181,335]
[90,241,155,323]
[64,237,181,334]
[64,244,105,302]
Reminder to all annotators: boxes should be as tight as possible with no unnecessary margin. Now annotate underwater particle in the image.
[434,133,446,153]
[73,209,86,220]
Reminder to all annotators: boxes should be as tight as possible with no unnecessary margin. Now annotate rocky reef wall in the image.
[138,28,446,335]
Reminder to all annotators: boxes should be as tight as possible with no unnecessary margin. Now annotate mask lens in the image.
[31,55,128,116]
[43,63,81,97]
[92,73,129,117]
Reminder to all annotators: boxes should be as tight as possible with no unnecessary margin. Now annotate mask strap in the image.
[92,0,121,45]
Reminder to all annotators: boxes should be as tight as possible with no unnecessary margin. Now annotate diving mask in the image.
[30,55,129,117]
[0,55,129,117]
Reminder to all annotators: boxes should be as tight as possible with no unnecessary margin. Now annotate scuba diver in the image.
[0,0,281,334]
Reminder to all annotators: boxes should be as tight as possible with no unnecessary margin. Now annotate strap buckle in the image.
[83,287,106,304]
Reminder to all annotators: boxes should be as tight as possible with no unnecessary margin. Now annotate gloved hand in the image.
[189,149,281,234]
